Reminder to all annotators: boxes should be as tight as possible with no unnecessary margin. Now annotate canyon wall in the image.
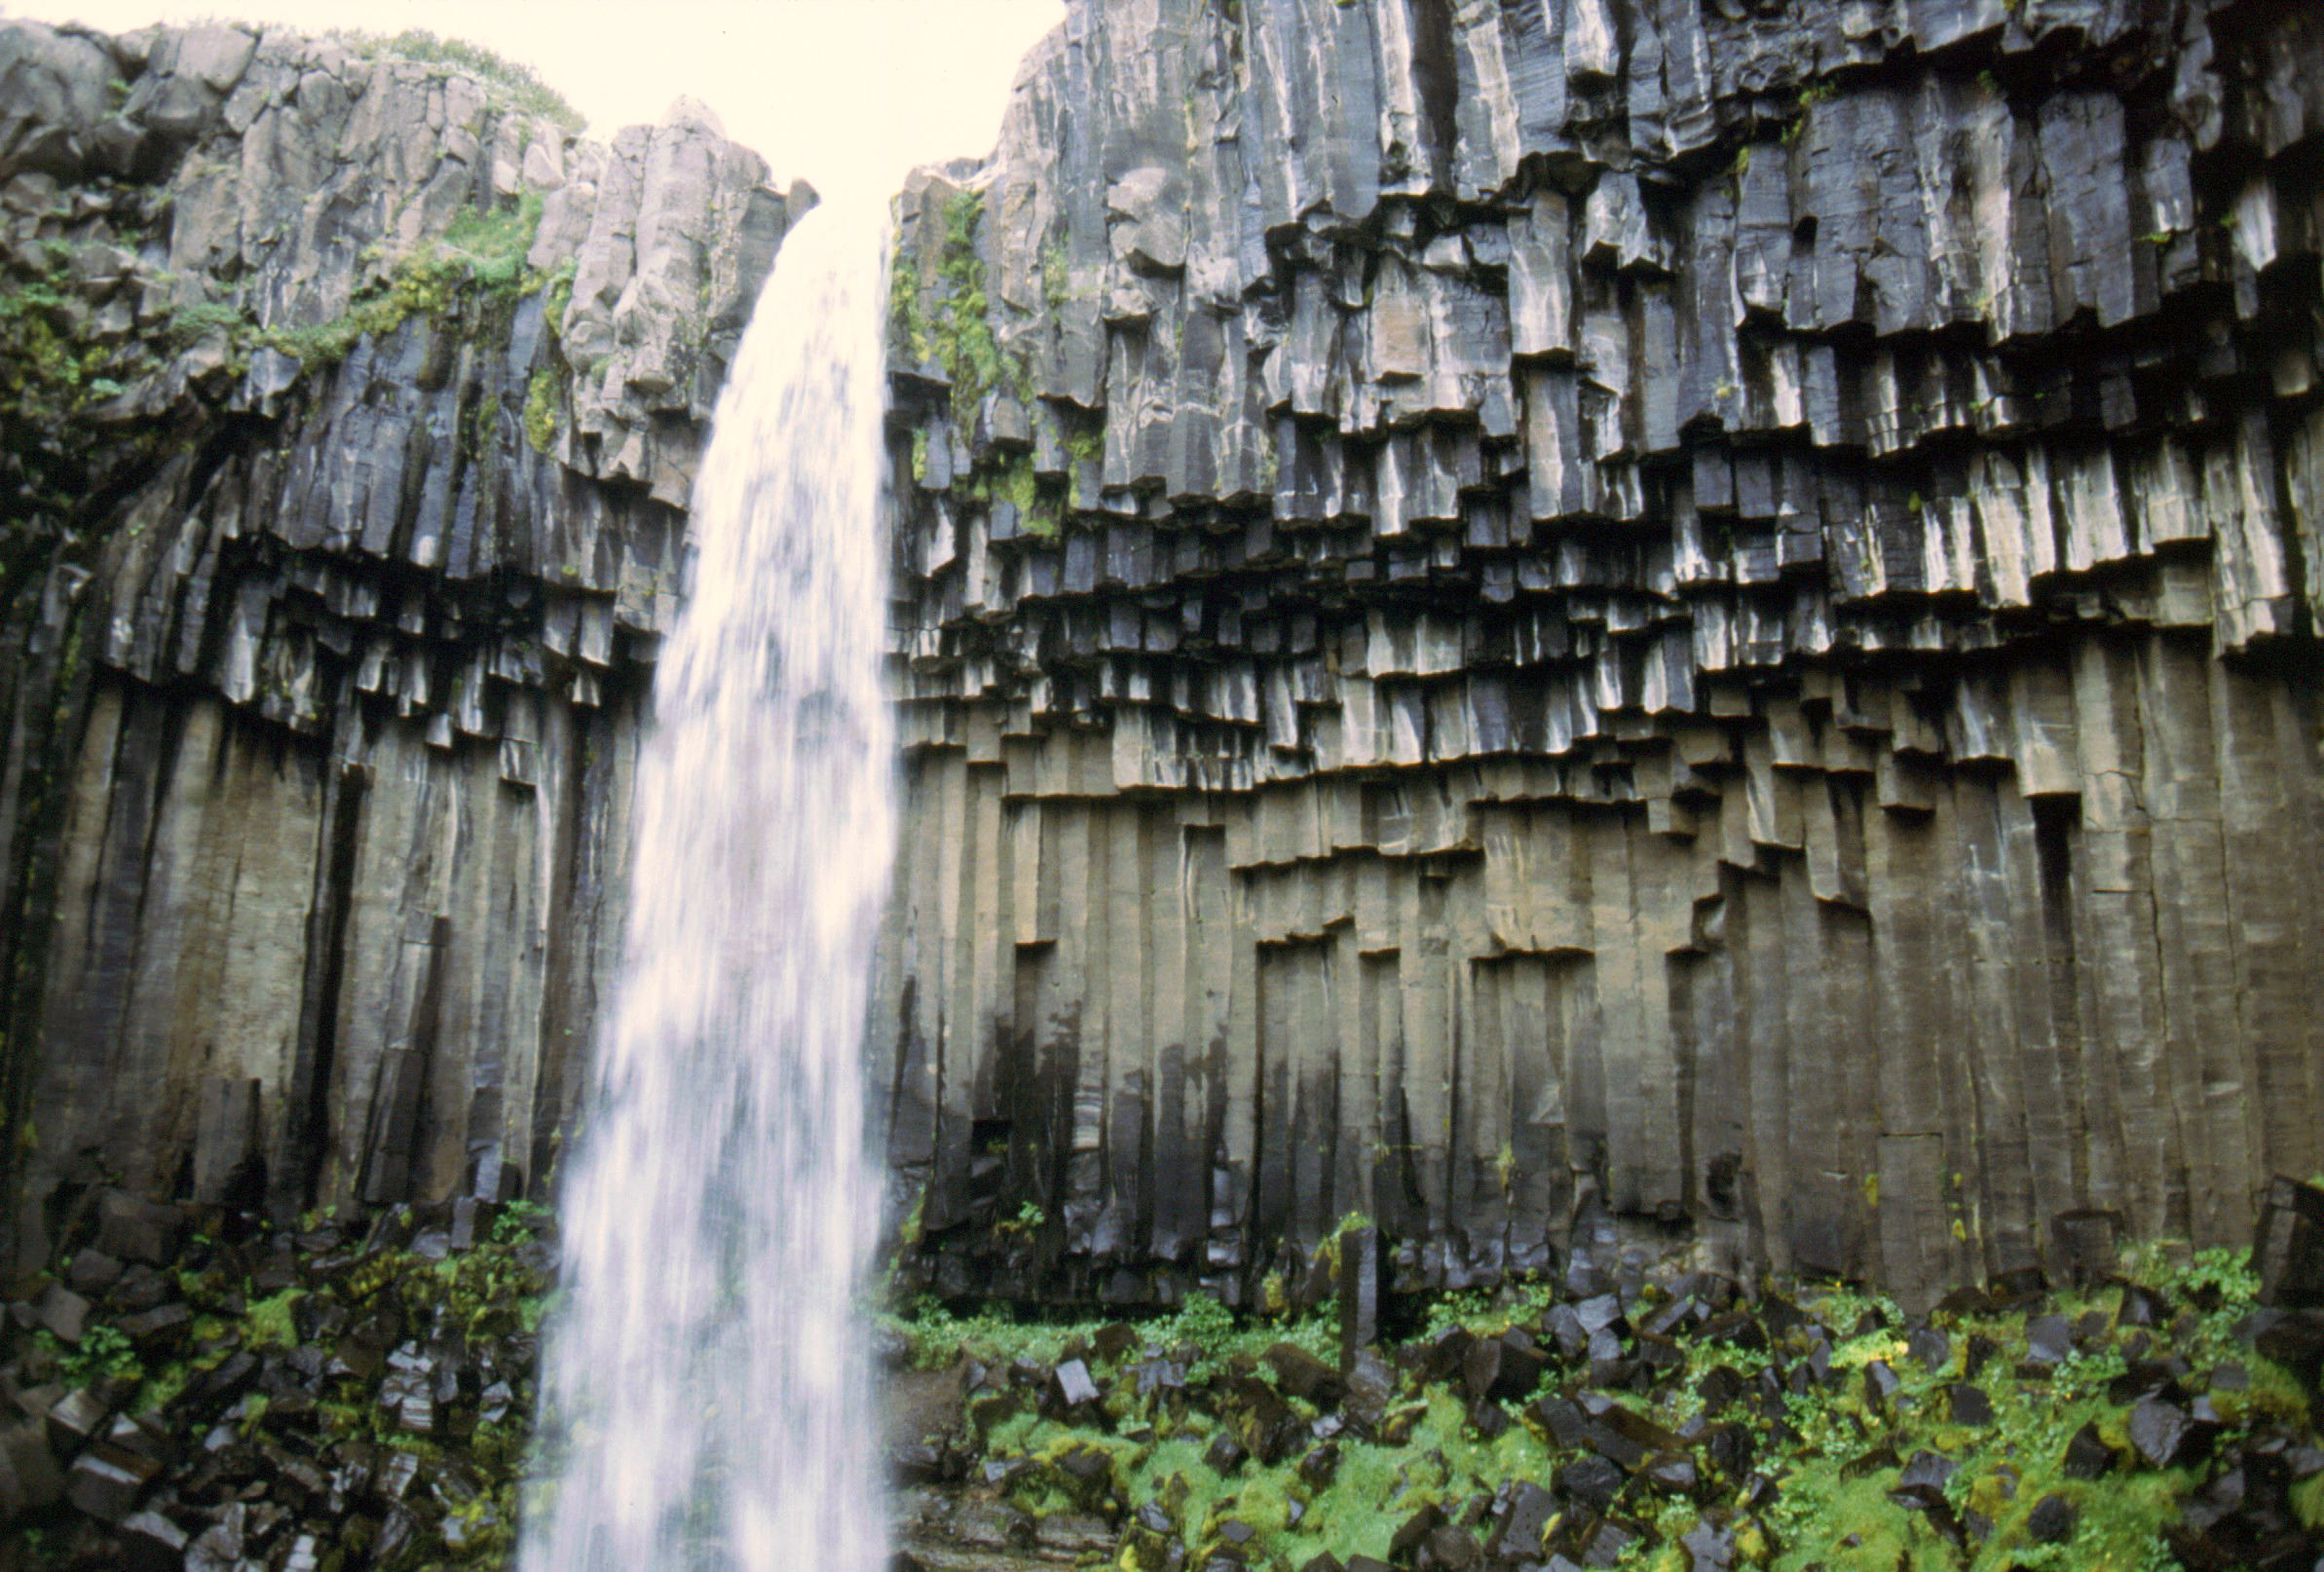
[874,0,2324,1310]
[5,0,2322,1316]
[0,19,793,1268]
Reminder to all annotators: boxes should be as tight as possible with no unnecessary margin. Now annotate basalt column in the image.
[873,0,2324,1311]
[0,19,799,1269]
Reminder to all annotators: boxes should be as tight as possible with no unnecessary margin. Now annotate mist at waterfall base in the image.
[519,201,898,1572]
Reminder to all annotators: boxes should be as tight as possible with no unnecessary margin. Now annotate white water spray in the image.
[521,199,896,1572]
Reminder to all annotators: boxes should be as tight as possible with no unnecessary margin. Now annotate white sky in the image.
[3,0,1064,198]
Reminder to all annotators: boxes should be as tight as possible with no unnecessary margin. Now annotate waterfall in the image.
[521,199,897,1572]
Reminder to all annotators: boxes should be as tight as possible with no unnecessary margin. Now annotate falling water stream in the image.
[520,199,896,1572]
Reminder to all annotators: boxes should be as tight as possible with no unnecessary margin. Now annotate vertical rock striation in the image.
[6,2,2322,1317]
[875,0,2324,1308]
[0,19,795,1267]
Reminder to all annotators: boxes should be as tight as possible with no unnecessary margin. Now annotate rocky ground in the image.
[4,1185,2324,1569]
[882,1194,2324,1572]
[0,1184,550,1569]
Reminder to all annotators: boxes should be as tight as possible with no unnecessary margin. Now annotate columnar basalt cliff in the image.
[874,0,2324,1310]
[4,0,2322,1320]
[0,18,794,1269]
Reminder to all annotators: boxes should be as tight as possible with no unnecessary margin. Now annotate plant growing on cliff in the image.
[524,365,561,455]
[543,256,580,339]
[244,1287,306,1350]
[997,1199,1048,1237]
[442,189,546,297]
[0,241,168,611]
[1041,240,1073,311]
[193,188,554,381]
[894,188,1034,437]
[1063,422,1104,470]
[960,451,1061,538]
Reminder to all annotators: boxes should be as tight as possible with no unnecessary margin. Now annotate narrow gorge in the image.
[0,0,2322,1568]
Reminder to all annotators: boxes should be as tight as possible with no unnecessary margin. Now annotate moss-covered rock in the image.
[885,1240,2324,1572]
[0,1188,553,1570]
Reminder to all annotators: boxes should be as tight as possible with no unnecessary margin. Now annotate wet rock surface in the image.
[0,18,799,1267]
[872,0,2324,1312]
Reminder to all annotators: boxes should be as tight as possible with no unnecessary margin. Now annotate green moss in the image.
[137,1361,192,1413]
[166,298,249,344]
[997,1199,1047,1236]
[244,1287,305,1350]
[442,189,545,295]
[892,188,1032,435]
[204,190,554,375]
[910,428,930,484]
[1418,1273,1559,1338]
[523,364,559,454]
[995,457,1038,518]
[1740,1281,2219,1572]
[887,250,925,365]
[542,256,579,338]
[895,1230,2324,1572]
[493,1197,552,1244]
[959,450,1062,538]
[877,1287,1337,1388]
[2,260,135,431]
[1063,423,1104,468]
[2293,1469,2324,1532]
[1782,80,1838,145]
[36,1324,139,1388]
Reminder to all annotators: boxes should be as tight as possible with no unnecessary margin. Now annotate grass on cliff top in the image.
[175,19,586,131]
[332,26,587,131]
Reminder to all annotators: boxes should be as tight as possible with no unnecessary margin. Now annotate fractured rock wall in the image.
[874,0,2324,1308]
[0,19,792,1267]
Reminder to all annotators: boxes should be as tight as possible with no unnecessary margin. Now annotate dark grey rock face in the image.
[7,0,2323,1320]
[874,0,2324,1309]
[0,18,794,1267]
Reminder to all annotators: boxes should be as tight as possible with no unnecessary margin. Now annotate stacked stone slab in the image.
[0,19,792,1268]
[874,0,2324,1308]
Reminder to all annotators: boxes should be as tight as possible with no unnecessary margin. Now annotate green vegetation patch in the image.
[883,1239,2317,1572]
[523,364,560,454]
[243,187,550,370]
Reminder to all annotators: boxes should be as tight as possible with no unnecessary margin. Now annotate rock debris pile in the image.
[0,1184,550,1569]
[887,1187,2324,1572]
